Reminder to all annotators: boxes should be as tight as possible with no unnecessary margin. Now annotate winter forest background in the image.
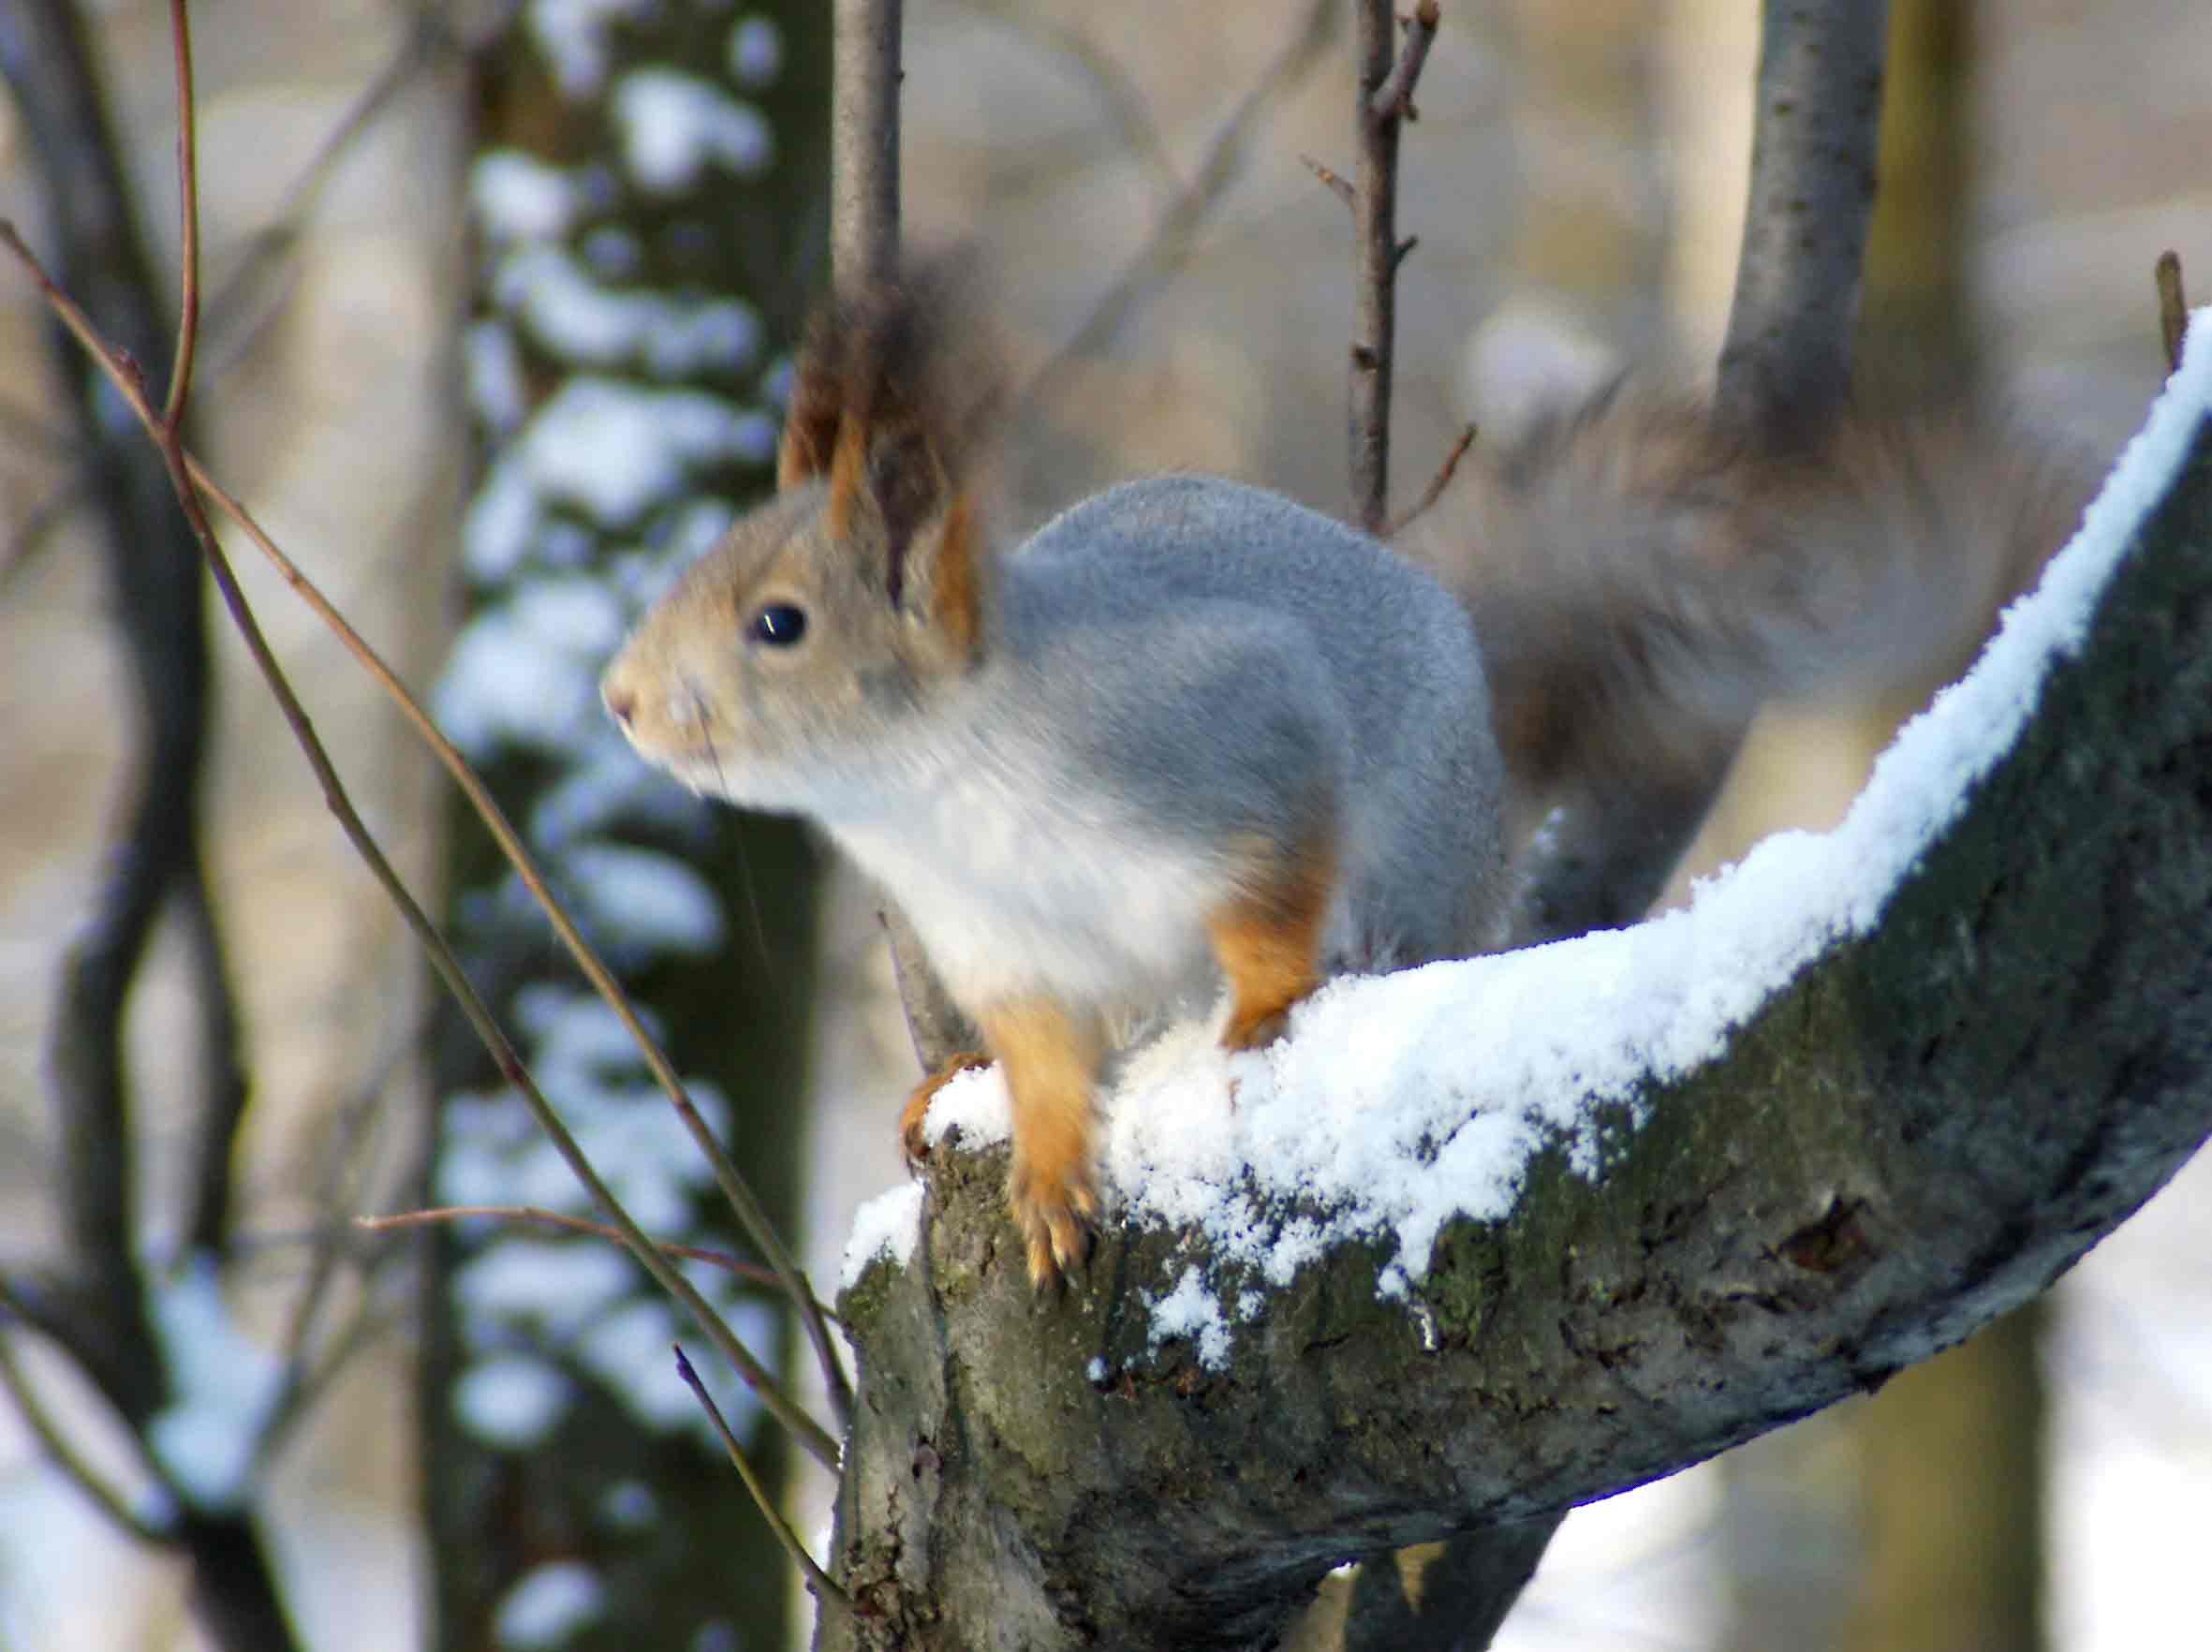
[0,0,2207,1648]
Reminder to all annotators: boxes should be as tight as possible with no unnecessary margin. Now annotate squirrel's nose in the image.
[602,677,637,728]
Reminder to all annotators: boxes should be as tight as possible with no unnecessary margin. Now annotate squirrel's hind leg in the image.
[979,996,1107,1290]
[1209,828,1338,1052]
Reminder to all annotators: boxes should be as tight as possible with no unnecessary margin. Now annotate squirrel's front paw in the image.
[1009,1159,1099,1291]
[899,1050,992,1165]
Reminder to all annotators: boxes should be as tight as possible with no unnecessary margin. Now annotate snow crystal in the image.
[839,1183,923,1291]
[454,1354,572,1449]
[844,308,2212,1356]
[144,1255,282,1511]
[1144,1266,1232,1369]
[496,1560,607,1649]
[612,69,774,193]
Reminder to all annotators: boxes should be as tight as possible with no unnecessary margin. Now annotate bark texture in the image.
[818,407,2212,1649]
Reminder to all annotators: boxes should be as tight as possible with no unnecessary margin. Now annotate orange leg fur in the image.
[980,996,1105,1290]
[899,1049,992,1164]
[1208,830,1337,1053]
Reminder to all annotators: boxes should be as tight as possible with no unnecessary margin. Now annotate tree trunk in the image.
[422,7,832,1649]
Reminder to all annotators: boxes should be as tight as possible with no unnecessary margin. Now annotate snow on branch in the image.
[831,329,2212,1646]
[867,306,2212,1356]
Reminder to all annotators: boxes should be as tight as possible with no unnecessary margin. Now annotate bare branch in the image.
[177,862,250,1253]
[2157,250,2190,373]
[1714,0,1892,435]
[1021,0,1339,413]
[198,7,450,375]
[0,1325,173,1544]
[1383,420,1476,538]
[0,0,216,1431]
[0,466,91,588]
[1370,0,1442,124]
[1301,152,1356,212]
[833,0,902,288]
[160,0,199,429]
[1349,0,1422,533]
[357,1207,804,1297]
[0,222,843,1472]
[951,0,1182,199]
[677,1345,853,1617]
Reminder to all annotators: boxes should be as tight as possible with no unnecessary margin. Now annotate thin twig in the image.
[199,7,450,374]
[1020,0,1339,414]
[256,1293,395,1469]
[1349,0,1431,532]
[1345,0,1447,529]
[0,467,91,588]
[1370,0,1442,124]
[0,1325,174,1543]
[356,1207,804,1298]
[950,0,1181,199]
[0,223,843,1473]
[1384,420,1476,538]
[1300,153,1356,213]
[259,1009,426,1443]
[2,0,212,1437]
[99,4,851,1424]
[161,0,199,430]
[676,1344,853,1617]
[2156,250,2190,374]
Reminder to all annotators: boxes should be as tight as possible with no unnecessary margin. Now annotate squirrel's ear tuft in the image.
[811,262,995,607]
[776,309,847,491]
[924,492,987,660]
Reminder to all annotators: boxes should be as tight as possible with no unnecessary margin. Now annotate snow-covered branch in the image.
[825,326,2212,1650]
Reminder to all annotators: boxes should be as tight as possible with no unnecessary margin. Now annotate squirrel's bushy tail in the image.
[1404,389,2098,941]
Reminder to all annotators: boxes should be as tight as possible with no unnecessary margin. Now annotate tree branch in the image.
[0,0,222,1414]
[0,1325,173,1543]
[359,1206,800,1296]
[2158,249,2190,374]
[1714,0,1891,436]
[819,364,2212,1647]
[1347,0,1442,535]
[0,221,842,1474]
[833,0,901,288]
[1019,0,1339,417]
[679,1345,854,1616]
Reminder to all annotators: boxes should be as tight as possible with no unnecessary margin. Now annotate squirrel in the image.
[599,277,2091,1289]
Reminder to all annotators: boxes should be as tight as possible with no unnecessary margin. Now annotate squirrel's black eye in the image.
[747,603,808,646]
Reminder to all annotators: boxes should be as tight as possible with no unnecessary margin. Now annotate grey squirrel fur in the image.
[600,279,2091,1287]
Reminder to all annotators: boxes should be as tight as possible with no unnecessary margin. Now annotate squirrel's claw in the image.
[1010,1164,1099,1291]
